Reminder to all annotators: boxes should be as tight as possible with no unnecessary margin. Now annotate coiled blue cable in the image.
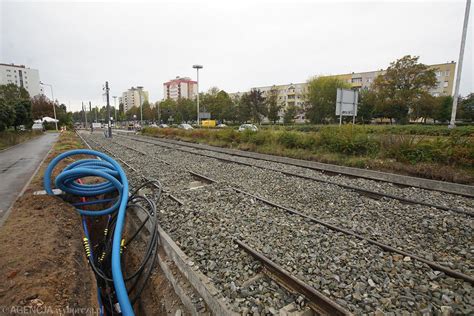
[44,149,134,316]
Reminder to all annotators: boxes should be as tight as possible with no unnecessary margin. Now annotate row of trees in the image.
[304,55,473,124]
[0,83,74,131]
[0,84,32,131]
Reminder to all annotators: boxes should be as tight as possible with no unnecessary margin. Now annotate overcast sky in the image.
[1,0,472,112]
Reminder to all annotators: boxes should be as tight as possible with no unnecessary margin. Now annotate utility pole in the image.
[89,101,93,132]
[83,101,88,128]
[105,81,112,138]
[113,96,118,122]
[450,0,471,128]
[157,101,161,124]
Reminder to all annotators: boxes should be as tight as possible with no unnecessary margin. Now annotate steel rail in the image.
[120,132,474,198]
[101,135,474,284]
[81,134,183,206]
[235,240,353,316]
[116,134,473,217]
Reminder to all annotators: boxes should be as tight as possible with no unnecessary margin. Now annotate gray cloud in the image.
[1,0,472,111]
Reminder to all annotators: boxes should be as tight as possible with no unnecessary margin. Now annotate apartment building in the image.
[163,76,197,101]
[0,63,43,97]
[231,61,456,117]
[119,86,149,112]
[331,61,456,97]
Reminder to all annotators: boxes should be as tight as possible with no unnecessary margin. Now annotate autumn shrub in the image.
[319,125,379,155]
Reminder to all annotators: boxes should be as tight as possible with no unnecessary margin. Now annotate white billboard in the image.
[336,88,358,117]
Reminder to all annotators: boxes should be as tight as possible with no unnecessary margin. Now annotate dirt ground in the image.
[0,131,187,315]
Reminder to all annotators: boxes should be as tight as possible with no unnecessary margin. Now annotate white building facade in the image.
[119,86,149,112]
[0,63,43,97]
[163,76,198,101]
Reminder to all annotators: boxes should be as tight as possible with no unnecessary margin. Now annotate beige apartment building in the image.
[119,86,149,112]
[230,61,456,121]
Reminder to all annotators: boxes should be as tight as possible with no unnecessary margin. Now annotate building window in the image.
[445,71,450,76]
[436,71,441,76]
[443,81,448,87]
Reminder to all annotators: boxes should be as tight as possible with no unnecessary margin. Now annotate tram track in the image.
[82,132,474,314]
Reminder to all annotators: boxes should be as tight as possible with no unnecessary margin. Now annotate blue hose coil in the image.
[43,149,134,316]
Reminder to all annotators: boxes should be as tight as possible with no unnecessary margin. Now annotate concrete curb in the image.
[158,225,237,315]
[142,135,474,197]
[156,252,202,316]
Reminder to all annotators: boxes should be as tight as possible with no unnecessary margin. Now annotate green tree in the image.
[159,99,177,123]
[357,89,376,124]
[432,96,452,123]
[126,106,140,121]
[0,104,15,131]
[305,76,350,124]
[0,84,30,131]
[411,93,436,123]
[234,95,251,123]
[283,106,297,124]
[176,98,196,122]
[371,55,437,124]
[266,87,282,124]
[57,103,73,127]
[241,89,266,123]
[141,100,155,121]
[458,94,474,122]
[14,100,32,129]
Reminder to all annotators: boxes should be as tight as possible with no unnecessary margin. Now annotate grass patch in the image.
[142,126,474,184]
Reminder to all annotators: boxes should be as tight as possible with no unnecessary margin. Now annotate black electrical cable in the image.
[82,179,162,315]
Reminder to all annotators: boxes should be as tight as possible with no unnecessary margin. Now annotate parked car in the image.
[159,124,170,128]
[238,124,258,132]
[32,123,44,131]
[149,123,158,128]
[178,123,193,130]
[217,124,228,128]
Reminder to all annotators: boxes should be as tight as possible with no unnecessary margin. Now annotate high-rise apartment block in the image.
[163,76,197,101]
[119,86,149,112]
[0,63,43,97]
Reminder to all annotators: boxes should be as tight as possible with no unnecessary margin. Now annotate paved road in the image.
[0,132,58,224]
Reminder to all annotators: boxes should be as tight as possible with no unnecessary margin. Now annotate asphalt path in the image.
[0,132,58,225]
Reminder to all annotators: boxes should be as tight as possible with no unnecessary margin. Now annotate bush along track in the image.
[142,125,474,183]
[43,149,161,316]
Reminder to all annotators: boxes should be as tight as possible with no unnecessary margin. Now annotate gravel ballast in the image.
[83,133,474,314]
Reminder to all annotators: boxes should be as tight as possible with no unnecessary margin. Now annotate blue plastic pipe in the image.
[44,149,134,316]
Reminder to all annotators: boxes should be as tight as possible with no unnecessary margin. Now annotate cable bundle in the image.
[44,149,160,316]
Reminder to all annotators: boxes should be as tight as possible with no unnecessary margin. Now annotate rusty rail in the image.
[235,239,352,316]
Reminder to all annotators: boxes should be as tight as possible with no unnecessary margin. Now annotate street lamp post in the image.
[192,65,203,125]
[449,0,471,128]
[40,82,58,131]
